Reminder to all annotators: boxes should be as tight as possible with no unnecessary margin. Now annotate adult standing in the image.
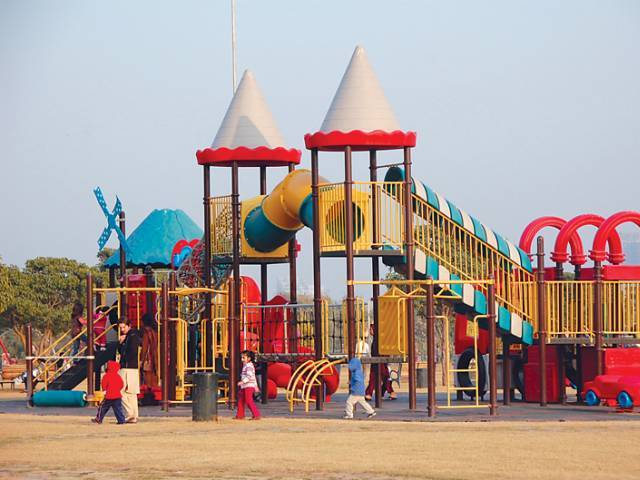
[70,302,87,357]
[118,319,141,423]
[140,314,158,388]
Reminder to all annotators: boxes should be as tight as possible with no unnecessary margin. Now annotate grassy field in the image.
[1,413,640,480]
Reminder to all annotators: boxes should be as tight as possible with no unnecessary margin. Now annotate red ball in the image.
[266,379,278,399]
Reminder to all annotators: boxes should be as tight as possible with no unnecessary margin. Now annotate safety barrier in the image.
[170,286,229,404]
[209,195,233,256]
[602,281,640,337]
[318,181,405,253]
[240,298,369,359]
[33,306,120,389]
[543,280,640,340]
[241,303,316,356]
[545,281,593,339]
[322,299,369,357]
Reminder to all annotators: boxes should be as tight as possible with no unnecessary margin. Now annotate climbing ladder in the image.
[439,313,487,410]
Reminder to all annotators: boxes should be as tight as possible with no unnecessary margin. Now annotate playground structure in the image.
[23,46,640,417]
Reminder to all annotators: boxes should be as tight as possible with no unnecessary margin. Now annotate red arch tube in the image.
[553,214,624,266]
[591,211,640,262]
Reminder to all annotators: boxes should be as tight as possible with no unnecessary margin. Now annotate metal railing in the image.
[209,195,233,256]
[602,281,640,337]
[545,281,594,339]
[240,298,370,358]
[34,319,119,389]
[171,286,229,403]
[318,181,405,253]
[410,192,536,326]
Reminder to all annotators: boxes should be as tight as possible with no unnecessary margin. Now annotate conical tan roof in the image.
[212,70,286,149]
[320,46,400,133]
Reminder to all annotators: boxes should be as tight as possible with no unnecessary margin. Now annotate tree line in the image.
[0,250,115,357]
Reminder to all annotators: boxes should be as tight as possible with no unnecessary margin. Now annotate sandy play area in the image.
[2,411,640,480]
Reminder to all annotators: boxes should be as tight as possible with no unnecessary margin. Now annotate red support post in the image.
[118,211,128,324]
[593,260,604,376]
[502,338,511,406]
[161,281,169,412]
[311,148,324,410]
[426,278,436,417]
[86,273,95,400]
[203,165,213,369]
[403,147,416,410]
[288,163,299,357]
[26,324,33,406]
[536,236,548,407]
[168,272,177,402]
[488,277,498,416]
[369,149,382,408]
[259,165,269,405]
[230,161,241,408]
[344,146,356,359]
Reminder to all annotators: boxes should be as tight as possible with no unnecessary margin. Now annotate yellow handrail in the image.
[301,359,345,413]
[286,360,316,412]
[410,192,536,326]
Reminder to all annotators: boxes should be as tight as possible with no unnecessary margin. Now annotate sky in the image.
[1,1,639,299]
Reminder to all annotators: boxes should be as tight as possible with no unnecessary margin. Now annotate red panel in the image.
[524,345,561,403]
[524,363,560,403]
[196,146,301,167]
[262,295,287,354]
[304,130,417,151]
[532,267,559,281]
[579,265,640,281]
[454,313,489,355]
[126,274,155,329]
[580,347,640,385]
[605,348,640,376]
[527,344,560,365]
[581,347,599,385]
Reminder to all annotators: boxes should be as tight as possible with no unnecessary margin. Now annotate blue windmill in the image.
[94,187,129,253]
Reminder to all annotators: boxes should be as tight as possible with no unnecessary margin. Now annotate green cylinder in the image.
[244,205,296,253]
[32,390,87,407]
[192,372,218,421]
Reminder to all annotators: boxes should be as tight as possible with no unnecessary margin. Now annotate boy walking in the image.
[344,357,376,419]
[92,360,126,424]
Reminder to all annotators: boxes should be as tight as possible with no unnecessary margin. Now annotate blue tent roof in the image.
[104,209,202,268]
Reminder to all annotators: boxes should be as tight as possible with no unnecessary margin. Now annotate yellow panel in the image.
[378,288,407,356]
[241,195,289,259]
[318,185,372,253]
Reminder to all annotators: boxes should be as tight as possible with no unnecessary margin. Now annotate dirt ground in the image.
[1,413,640,480]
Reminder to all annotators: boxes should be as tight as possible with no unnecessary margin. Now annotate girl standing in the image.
[234,350,261,420]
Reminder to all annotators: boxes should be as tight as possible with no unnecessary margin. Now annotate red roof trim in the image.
[304,130,417,151]
[196,146,301,167]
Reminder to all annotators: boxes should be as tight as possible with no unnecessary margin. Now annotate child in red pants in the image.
[235,350,261,420]
[365,363,397,401]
